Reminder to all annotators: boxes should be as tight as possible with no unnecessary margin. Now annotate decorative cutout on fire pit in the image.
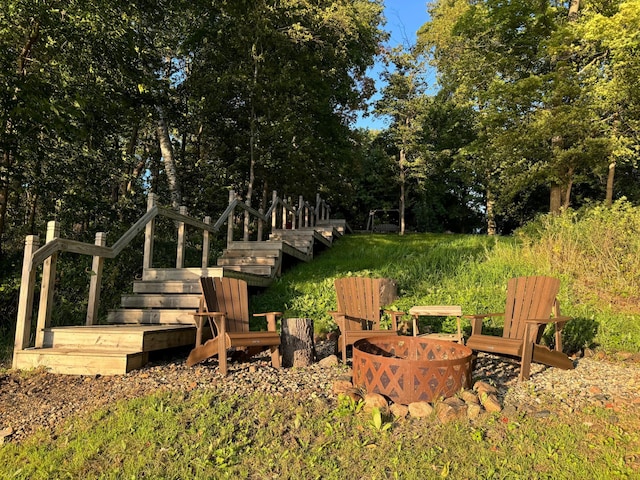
[353,336,473,404]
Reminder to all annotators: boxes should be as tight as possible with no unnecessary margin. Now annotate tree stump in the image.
[281,318,315,368]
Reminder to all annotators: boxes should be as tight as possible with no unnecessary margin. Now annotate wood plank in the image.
[142,267,225,281]
[107,309,195,325]
[43,324,196,351]
[120,294,200,309]
[133,280,201,294]
[13,348,149,375]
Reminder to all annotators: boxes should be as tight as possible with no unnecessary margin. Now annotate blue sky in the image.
[355,1,432,130]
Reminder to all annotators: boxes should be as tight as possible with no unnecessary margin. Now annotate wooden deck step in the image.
[217,256,278,266]
[142,267,224,281]
[13,347,149,375]
[107,308,195,325]
[220,265,274,276]
[120,293,200,309]
[133,279,201,294]
[43,324,196,351]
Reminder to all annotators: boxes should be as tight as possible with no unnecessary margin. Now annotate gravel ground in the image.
[1,343,640,444]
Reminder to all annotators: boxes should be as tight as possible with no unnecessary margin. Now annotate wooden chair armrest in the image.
[253,312,283,331]
[383,310,406,331]
[464,313,504,335]
[463,313,504,319]
[524,315,571,325]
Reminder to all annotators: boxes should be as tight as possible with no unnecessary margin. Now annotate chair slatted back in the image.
[335,277,383,324]
[199,277,250,333]
[503,276,560,340]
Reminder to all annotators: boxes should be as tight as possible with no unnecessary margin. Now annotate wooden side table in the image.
[409,305,464,344]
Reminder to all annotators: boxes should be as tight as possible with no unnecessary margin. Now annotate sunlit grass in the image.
[1,390,637,479]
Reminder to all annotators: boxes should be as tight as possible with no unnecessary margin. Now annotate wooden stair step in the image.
[221,250,279,258]
[216,256,278,266]
[133,280,201,294]
[44,324,196,351]
[12,347,149,376]
[221,265,274,276]
[142,267,224,281]
[107,309,195,325]
[120,294,200,309]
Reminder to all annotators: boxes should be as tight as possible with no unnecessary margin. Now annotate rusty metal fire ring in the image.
[352,336,473,404]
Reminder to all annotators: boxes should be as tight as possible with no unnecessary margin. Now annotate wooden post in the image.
[13,235,40,367]
[35,221,60,347]
[281,318,316,368]
[289,197,296,230]
[143,193,156,270]
[202,216,211,268]
[304,202,310,227]
[176,206,187,268]
[298,195,304,228]
[271,191,277,231]
[282,201,287,229]
[86,231,107,326]
[257,207,264,241]
[227,190,235,248]
[316,194,321,224]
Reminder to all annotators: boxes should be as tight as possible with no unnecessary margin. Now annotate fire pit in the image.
[352,336,473,404]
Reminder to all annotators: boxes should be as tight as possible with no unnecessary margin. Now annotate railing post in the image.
[257,207,264,241]
[202,216,211,268]
[143,193,156,270]
[289,197,296,230]
[176,206,187,268]
[281,199,287,229]
[316,194,321,224]
[298,195,304,228]
[227,190,235,248]
[305,202,310,227]
[13,235,40,367]
[271,191,277,231]
[86,231,107,326]
[34,221,60,347]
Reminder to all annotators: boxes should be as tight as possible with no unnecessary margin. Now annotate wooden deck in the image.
[13,217,346,375]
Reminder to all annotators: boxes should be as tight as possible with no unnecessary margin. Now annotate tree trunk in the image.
[155,106,181,209]
[0,151,11,252]
[281,318,315,368]
[550,185,562,214]
[605,161,615,206]
[399,149,406,235]
[486,189,496,235]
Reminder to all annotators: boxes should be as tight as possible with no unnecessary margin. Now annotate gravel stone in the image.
[1,344,639,444]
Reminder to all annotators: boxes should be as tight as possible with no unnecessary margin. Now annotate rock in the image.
[0,427,14,444]
[460,389,480,405]
[390,403,409,419]
[479,392,502,413]
[318,355,339,368]
[474,380,498,396]
[362,393,388,413]
[408,401,434,418]
[344,387,363,403]
[435,401,467,423]
[467,403,483,420]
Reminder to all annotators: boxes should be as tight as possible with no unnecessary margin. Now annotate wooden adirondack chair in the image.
[329,277,404,362]
[465,276,574,380]
[186,277,282,375]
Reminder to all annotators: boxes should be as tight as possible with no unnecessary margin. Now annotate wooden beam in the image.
[13,235,40,366]
[86,232,107,326]
[35,221,59,347]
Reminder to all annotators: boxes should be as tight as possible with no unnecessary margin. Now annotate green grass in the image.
[1,390,638,479]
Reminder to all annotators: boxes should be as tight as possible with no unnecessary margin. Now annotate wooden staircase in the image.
[13,219,345,375]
